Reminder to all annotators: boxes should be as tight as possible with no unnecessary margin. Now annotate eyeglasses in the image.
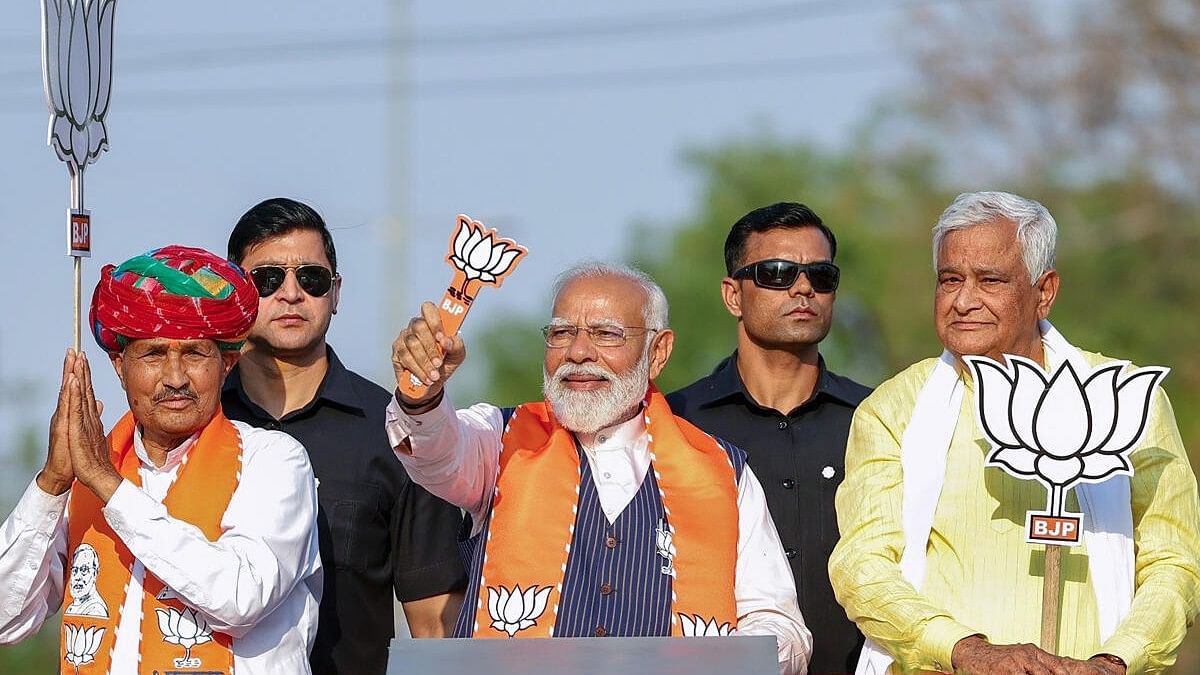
[249,265,336,298]
[541,324,659,348]
[731,259,840,293]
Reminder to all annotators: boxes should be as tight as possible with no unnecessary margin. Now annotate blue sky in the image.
[0,0,908,491]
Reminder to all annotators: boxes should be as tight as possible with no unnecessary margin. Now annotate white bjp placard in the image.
[965,355,1167,545]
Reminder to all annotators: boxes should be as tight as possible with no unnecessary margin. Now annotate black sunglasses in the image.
[249,265,336,298]
[732,259,840,293]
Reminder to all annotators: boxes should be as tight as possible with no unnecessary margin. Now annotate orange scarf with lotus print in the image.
[61,411,239,674]
[472,385,739,638]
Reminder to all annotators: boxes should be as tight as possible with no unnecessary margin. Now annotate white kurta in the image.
[0,419,323,674]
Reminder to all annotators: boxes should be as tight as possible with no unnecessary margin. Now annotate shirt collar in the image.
[699,350,862,409]
[224,345,365,416]
[132,426,200,472]
[311,347,364,411]
[575,403,648,451]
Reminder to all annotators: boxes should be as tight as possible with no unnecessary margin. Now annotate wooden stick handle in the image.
[1040,543,1063,652]
[73,257,81,352]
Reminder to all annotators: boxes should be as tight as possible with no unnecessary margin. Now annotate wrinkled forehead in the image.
[936,218,1021,259]
[120,336,223,355]
[550,276,648,326]
[72,548,99,568]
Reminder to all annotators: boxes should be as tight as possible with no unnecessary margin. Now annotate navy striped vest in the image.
[453,407,746,638]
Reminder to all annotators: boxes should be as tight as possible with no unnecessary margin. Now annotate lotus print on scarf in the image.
[655,518,677,577]
[486,584,553,637]
[155,606,213,667]
[966,355,1168,517]
[448,216,524,296]
[678,614,732,637]
[41,0,117,173]
[63,624,104,673]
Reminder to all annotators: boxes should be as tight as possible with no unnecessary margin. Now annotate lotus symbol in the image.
[155,606,213,666]
[678,614,732,637]
[449,217,523,295]
[655,519,677,577]
[63,624,104,673]
[967,355,1167,516]
[41,0,117,173]
[486,584,553,637]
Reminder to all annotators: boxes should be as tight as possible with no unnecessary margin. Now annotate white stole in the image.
[854,321,1135,674]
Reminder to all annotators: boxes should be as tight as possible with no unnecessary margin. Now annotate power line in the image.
[0,0,926,83]
[0,51,896,112]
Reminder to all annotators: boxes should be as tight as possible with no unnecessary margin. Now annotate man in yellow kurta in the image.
[829,191,1200,675]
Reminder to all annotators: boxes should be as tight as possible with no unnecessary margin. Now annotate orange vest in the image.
[60,411,241,674]
[472,386,739,637]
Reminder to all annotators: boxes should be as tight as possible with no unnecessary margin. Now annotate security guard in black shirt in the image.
[223,198,466,675]
[669,203,870,674]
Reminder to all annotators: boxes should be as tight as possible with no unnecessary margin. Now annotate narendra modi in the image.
[385,261,811,675]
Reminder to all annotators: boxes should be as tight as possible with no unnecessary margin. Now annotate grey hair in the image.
[932,191,1057,283]
[551,261,669,330]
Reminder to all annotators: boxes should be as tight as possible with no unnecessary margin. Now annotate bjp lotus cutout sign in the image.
[43,0,117,175]
[398,215,528,399]
[966,355,1167,545]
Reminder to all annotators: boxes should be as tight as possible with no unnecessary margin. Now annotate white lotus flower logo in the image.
[486,584,553,637]
[678,614,732,637]
[449,217,523,295]
[655,519,677,577]
[41,0,117,173]
[156,606,213,665]
[63,624,104,673]
[967,355,1167,515]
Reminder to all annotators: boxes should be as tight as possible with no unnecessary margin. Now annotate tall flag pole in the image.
[40,0,117,350]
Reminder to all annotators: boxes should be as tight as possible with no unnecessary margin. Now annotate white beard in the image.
[542,353,650,435]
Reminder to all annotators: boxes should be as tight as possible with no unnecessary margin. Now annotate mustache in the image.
[786,301,816,313]
[153,386,199,403]
[552,363,613,382]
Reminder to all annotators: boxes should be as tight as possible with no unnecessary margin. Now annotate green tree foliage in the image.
[476,133,1200,452]
[478,137,950,404]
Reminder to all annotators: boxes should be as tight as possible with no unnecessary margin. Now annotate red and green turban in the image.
[90,245,259,353]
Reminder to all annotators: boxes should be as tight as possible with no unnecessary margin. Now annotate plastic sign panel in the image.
[965,355,1167,546]
[68,208,91,257]
[42,0,117,173]
[398,214,528,400]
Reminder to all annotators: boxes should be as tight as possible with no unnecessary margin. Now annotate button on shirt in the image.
[668,353,871,675]
[223,348,467,675]
[0,421,323,674]
[384,394,813,675]
[576,419,652,523]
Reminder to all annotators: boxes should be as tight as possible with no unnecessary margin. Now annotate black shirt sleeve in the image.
[390,478,469,602]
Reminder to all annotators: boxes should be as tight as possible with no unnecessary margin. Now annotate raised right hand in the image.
[391,301,467,408]
[37,350,78,495]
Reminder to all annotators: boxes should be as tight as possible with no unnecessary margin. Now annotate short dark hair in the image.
[723,202,837,275]
[227,198,338,273]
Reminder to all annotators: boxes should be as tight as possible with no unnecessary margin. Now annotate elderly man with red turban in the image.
[0,246,323,674]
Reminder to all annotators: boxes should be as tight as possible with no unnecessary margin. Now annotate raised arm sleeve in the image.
[385,394,504,531]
